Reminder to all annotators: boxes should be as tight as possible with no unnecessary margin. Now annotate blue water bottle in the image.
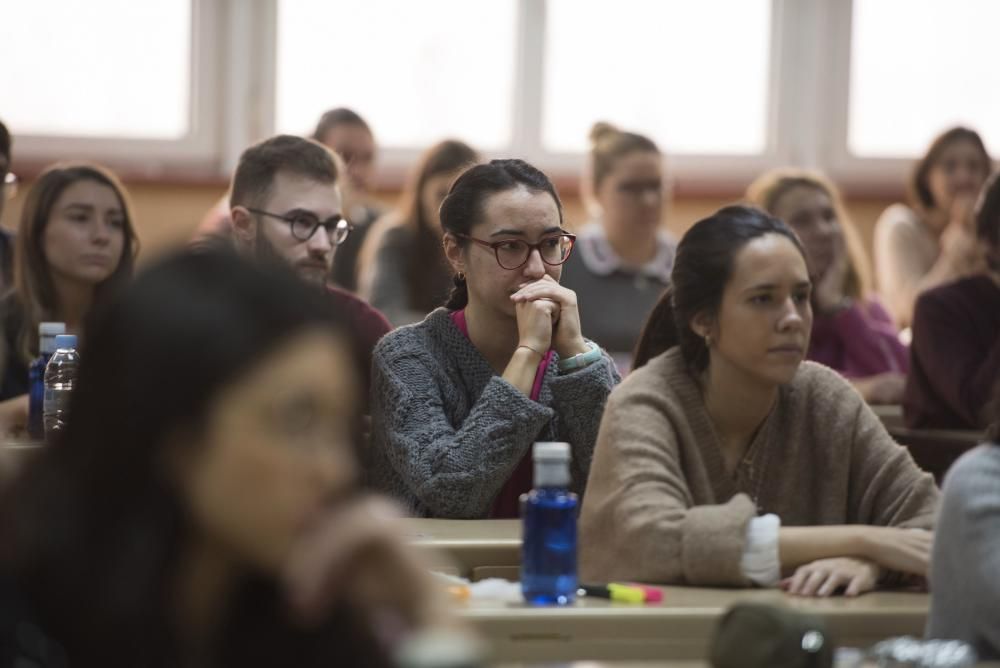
[521,441,578,605]
[28,322,66,440]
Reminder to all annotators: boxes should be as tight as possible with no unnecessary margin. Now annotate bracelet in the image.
[516,344,544,358]
[557,341,602,372]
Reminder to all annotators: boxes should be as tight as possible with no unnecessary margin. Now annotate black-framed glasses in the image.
[456,232,577,270]
[247,208,353,245]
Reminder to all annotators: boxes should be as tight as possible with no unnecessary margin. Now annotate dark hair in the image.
[13,163,139,364]
[589,121,660,191]
[910,126,991,211]
[397,140,478,312]
[0,118,10,164]
[0,248,388,666]
[311,107,371,143]
[439,159,564,309]
[632,205,805,371]
[230,135,339,211]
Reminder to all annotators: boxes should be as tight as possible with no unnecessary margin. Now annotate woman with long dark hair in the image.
[0,249,443,666]
[359,139,479,325]
[582,206,938,597]
[0,163,138,404]
[369,159,619,518]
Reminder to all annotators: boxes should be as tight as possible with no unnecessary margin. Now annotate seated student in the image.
[560,122,674,370]
[580,205,938,595]
[874,127,992,328]
[311,108,385,292]
[195,108,382,294]
[926,386,1000,659]
[228,135,391,396]
[904,172,1000,430]
[0,163,138,409]
[359,139,479,326]
[0,119,14,292]
[0,249,447,667]
[370,159,620,518]
[747,169,908,404]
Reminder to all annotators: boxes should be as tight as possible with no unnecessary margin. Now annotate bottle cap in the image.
[39,322,66,336]
[54,334,78,349]
[533,441,570,461]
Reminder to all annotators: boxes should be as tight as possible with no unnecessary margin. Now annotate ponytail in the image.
[444,274,469,310]
[631,286,682,370]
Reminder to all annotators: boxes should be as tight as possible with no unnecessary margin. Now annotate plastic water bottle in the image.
[28,322,66,440]
[43,334,79,439]
[521,441,578,605]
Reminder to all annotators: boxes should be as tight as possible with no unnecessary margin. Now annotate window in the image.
[542,0,773,156]
[0,0,192,140]
[848,0,1000,157]
[275,0,518,150]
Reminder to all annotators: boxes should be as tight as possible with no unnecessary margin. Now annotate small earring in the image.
[704,334,712,347]
[457,272,466,281]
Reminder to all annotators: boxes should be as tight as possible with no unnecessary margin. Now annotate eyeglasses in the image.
[456,232,576,270]
[247,208,353,245]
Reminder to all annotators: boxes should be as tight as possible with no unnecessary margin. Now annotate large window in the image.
[275,0,517,150]
[542,0,772,156]
[848,0,1000,157]
[4,0,997,184]
[0,0,192,140]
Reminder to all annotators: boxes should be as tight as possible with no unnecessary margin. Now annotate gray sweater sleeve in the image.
[548,352,621,487]
[372,348,555,518]
[368,229,427,327]
[927,445,1000,659]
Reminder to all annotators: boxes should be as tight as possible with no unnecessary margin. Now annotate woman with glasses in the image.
[369,159,620,518]
[560,123,675,371]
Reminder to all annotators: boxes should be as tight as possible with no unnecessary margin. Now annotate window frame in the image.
[10,0,223,179]
[11,0,988,194]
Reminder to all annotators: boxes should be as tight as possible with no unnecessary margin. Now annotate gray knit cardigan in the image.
[369,307,621,518]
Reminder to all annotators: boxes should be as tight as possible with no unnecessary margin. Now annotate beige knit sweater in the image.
[579,347,939,587]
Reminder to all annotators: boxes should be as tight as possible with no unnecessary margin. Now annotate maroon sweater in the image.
[326,286,392,401]
[903,275,1000,430]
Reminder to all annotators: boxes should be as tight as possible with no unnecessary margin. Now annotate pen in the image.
[579,582,661,604]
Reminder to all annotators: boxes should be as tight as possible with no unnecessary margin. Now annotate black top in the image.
[904,274,1000,430]
[0,294,28,401]
[0,576,69,668]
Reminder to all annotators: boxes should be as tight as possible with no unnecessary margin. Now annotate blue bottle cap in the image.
[54,334,78,349]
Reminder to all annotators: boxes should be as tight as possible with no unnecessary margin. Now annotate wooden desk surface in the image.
[462,587,929,663]
[401,518,520,579]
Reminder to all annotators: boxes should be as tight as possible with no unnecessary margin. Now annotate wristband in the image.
[557,341,602,372]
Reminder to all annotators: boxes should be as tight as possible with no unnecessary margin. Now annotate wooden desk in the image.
[871,404,904,431]
[463,587,929,663]
[888,426,983,483]
[401,518,520,580]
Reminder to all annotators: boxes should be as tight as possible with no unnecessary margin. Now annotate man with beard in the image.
[229,135,391,400]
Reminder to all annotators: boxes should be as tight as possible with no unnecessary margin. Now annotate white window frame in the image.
[11,0,223,180]
[12,0,967,193]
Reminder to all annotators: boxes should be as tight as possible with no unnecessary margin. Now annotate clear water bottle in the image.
[28,322,66,440]
[43,334,79,439]
[521,441,578,605]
